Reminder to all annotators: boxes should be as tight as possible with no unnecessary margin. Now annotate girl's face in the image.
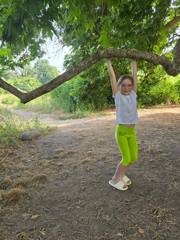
[118,78,133,95]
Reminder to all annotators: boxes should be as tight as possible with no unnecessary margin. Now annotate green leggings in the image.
[115,124,138,166]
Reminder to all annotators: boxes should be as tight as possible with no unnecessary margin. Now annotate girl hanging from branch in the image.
[106,58,139,191]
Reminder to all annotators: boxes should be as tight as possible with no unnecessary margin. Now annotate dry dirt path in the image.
[1,105,180,240]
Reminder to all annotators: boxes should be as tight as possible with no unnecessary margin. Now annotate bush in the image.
[137,65,180,106]
[49,63,112,113]
[148,77,179,104]
[174,78,180,96]
[7,76,41,92]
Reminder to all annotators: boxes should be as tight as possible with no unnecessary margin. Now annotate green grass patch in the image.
[0,107,52,148]
[0,93,20,106]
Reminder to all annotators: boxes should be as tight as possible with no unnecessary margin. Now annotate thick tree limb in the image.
[164,15,180,29]
[0,48,179,103]
[0,77,26,100]
[173,38,180,70]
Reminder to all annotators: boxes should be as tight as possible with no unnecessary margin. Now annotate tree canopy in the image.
[0,0,179,102]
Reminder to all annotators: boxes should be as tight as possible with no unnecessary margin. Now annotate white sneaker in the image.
[109,179,128,191]
[122,175,132,185]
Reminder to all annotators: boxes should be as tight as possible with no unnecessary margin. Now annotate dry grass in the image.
[0,106,51,148]
[15,232,30,240]
[1,187,27,204]
[0,206,14,217]
[31,174,48,184]
[13,176,33,188]
[0,173,48,208]
[0,176,13,189]
[0,173,48,189]
[0,159,16,170]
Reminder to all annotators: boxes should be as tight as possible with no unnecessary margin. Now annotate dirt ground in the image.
[0,104,180,240]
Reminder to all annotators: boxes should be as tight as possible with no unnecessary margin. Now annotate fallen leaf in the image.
[31,214,40,220]
[138,227,144,234]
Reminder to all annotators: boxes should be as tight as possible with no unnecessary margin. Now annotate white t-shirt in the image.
[112,90,139,124]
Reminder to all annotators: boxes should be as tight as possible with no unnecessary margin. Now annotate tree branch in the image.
[164,15,180,29]
[0,77,27,100]
[0,48,179,103]
[173,38,180,70]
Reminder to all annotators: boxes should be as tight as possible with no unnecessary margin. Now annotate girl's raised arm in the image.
[131,59,137,93]
[106,59,118,95]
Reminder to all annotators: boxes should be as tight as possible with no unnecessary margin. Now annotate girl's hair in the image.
[117,74,134,87]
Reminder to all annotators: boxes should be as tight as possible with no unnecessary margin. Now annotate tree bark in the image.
[0,47,179,103]
[173,38,180,71]
[164,15,180,29]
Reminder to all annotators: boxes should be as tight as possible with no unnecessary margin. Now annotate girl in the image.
[106,59,139,191]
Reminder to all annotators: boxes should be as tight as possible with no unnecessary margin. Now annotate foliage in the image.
[137,65,180,106]
[7,76,41,92]
[33,59,59,84]
[148,78,179,105]
[1,1,179,69]
[0,0,179,111]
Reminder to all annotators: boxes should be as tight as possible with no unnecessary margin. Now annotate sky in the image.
[31,37,71,74]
